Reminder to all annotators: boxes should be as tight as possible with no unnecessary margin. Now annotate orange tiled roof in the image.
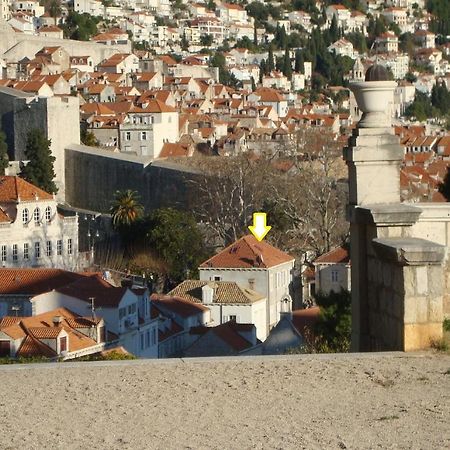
[200,235,294,269]
[0,268,89,295]
[0,176,53,202]
[151,294,209,317]
[314,246,350,264]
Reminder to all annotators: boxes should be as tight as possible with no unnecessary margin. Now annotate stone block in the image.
[428,266,444,296]
[428,296,443,323]
[416,266,428,295]
[403,323,443,351]
[403,296,417,323]
[416,296,428,323]
[403,266,416,297]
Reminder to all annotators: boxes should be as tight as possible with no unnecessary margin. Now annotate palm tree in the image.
[110,190,144,229]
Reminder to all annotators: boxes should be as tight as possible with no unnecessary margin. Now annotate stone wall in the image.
[65,144,199,213]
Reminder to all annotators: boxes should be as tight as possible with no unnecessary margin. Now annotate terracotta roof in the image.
[167,280,265,304]
[0,176,53,203]
[200,235,294,269]
[0,269,89,295]
[29,326,63,339]
[291,307,321,337]
[159,143,190,158]
[314,246,350,264]
[16,335,55,358]
[55,275,128,308]
[150,294,209,317]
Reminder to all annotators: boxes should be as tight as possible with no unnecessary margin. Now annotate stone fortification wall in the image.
[0,30,129,65]
[65,145,198,213]
[0,87,80,199]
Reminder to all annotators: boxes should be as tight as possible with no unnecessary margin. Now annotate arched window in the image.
[45,206,52,222]
[33,208,40,224]
[22,208,29,224]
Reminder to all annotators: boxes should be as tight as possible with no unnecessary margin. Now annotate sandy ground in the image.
[0,353,449,450]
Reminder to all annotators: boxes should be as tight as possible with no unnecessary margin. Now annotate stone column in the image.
[344,76,406,351]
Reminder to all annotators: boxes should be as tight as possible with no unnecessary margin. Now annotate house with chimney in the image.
[0,307,107,360]
[165,279,268,340]
[199,235,295,334]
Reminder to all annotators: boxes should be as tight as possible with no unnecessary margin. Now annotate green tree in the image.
[21,129,57,194]
[431,82,450,115]
[294,49,304,73]
[329,14,339,42]
[63,12,99,41]
[267,45,275,72]
[146,208,207,282]
[438,167,450,201]
[210,52,238,87]
[110,190,144,230]
[282,47,292,79]
[314,289,351,352]
[0,131,9,175]
[200,34,213,47]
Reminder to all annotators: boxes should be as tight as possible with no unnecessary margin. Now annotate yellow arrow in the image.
[248,212,272,242]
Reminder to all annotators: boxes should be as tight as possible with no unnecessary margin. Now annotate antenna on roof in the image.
[88,297,97,321]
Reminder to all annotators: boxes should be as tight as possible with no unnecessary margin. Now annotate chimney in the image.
[52,316,63,326]
[201,283,215,304]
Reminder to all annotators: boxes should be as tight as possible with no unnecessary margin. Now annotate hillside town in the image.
[0,0,449,361]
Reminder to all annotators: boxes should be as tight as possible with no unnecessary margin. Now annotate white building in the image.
[0,176,79,270]
[375,32,399,54]
[118,100,179,159]
[167,280,269,341]
[199,235,295,334]
[74,0,103,16]
[328,38,355,58]
[313,246,351,295]
[31,274,159,358]
[0,0,10,20]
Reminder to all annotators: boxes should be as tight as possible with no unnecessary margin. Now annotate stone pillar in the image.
[344,76,405,351]
[344,68,446,351]
[372,238,445,351]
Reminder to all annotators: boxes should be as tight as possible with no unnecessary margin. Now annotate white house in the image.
[313,246,350,295]
[199,235,295,334]
[0,176,79,270]
[30,274,159,358]
[375,32,399,54]
[0,307,107,360]
[328,39,355,58]
[167,279,268,341]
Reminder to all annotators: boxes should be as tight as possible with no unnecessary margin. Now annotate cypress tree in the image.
[21,129,57,194]
[0,131,9,175]
[294,49,304,73]
[283,47,292,79]
[330,14,339,42]
[268,45,275,72]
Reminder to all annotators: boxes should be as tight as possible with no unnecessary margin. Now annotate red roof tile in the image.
[200,235,294,269]
[314,246,350,264]
[0,176,53,202]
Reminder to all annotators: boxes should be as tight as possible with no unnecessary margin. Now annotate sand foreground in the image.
[0,353,449,449]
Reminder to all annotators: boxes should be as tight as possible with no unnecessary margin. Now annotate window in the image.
[213,276,221,281]
[60,336,67,353]
[128,305,132,315]
[1,245,6,262]
[57,240,62,256]
[67,239,72,255]
[229,315,237,322]
[23,243,29,260]
[33,208,40,225]
[46,241,52,257]
[0,341,10,357]
[140,333,144,351]
[35,242,40,259]
[131,303,136,314]
[331,270,339,283]
[146,330,150,348]
[141,131,147,140]
[22,208,29,224]
[119,307,126,319]
[12,244,18,262]
[45,206,52,222]
[124,131,131,141]
[152,328,157,345]
[248,278,255,290]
